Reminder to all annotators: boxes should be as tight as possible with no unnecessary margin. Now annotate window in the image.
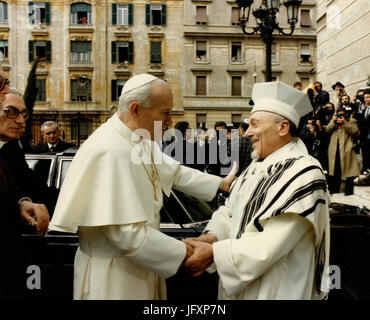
[196,76,206,96]
[231,7,240,25]
[71,79,92,101]
[301,9,311,27]
[196,6,207,24]
[71,118,92,141]
[71,2,92,25]
[196,114,207,129]
[150,41,162,64]
[111,41,133,64]
[28,2,50,24]
[196,41,207,61]
[300,44,311,62]
[146,4,166,26]
[36,79,46,101]
[112,3,133,26]
[271,43,278,63]
[231,76,241,96]
[0,40,8,62]
[71,41,91,63]
[231,42,242,61]
[28,40,52,62]
[111,79,126,101]
[232,114,241,127]
[0,1,8,23]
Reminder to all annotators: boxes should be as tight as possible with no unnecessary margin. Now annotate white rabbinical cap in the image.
[121,73,159,95]
[251,81,312,127]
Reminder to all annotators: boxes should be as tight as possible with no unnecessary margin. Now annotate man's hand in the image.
[19,200,50,235]
[185,233,217,244]
[182,239,214,277]
[219,161,237,192]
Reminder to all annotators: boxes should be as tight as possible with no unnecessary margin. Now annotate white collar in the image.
[0,140,7,150]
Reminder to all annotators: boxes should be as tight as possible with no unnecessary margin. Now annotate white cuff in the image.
[129,227,186,279]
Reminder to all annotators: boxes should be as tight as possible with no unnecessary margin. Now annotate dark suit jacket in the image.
[33,140,75,154]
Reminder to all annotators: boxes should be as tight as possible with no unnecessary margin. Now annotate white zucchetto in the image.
[251,81,313,127]
[121,73,158,95]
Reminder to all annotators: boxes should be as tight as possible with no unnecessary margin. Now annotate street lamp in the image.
[236,0,302,81]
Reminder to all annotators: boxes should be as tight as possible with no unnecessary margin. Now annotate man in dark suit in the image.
[0,90,50,299]
[33,121,75,153]
[359,90,370,175]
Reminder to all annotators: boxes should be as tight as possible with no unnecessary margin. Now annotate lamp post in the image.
[236,0,302,82]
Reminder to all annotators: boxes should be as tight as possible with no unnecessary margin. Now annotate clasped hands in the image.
[182,233,217,277]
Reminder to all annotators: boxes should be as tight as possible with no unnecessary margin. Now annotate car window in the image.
[57,159,72,188]
[172,190,215,222]
[26,158,54,187]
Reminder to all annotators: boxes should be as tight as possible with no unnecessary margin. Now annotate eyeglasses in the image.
[2,106,31,120]
[0,77,10,92]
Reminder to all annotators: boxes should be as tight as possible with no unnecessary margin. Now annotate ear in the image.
[129,101,141,121]
[279,120,290,137]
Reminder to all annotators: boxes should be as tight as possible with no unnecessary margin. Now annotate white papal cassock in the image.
[205,140,331,300]
[49,113,222,300]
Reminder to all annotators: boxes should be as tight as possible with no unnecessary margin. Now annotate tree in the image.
[21,59,38,152]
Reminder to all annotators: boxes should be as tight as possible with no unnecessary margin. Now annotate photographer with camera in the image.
[325,106,360,195]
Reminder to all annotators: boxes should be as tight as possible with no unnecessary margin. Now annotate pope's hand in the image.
[182,239,214,277]
[219,161,237,192]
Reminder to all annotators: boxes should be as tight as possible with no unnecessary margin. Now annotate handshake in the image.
[181,233,217,277]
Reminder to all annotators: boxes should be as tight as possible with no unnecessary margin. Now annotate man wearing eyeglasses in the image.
[0,90,50,299]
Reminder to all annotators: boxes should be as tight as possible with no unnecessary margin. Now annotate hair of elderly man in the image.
[118,78,169,114]
[41,120,59,133]
[9,87,23,97]
[271,113,298,137]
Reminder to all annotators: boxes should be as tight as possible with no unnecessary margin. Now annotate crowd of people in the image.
[294,80,370,195]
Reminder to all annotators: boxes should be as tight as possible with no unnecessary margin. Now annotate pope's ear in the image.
[129,102,140,120]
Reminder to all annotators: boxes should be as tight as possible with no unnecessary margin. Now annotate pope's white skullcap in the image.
[121,73,158,95]
[251,81,312,127]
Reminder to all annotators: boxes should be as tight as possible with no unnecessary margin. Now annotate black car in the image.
[22,149,219,300]
[22,150,370,300]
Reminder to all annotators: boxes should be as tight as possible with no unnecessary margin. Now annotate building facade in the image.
[0,0,317,144]
[316,0,370,101]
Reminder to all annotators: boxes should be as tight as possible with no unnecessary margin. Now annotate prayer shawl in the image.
[205,141,330,300]
[49,113,222,299]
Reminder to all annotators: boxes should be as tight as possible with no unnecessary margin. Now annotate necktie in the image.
[50,146,56,152]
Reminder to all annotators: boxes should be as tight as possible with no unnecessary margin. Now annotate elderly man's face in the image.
[42,125,61,144]
[246,111,283,160]
[137,82,173,141]
[0,93,27,142]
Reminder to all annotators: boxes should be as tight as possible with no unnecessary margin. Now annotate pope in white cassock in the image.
[184,81,331,300]
[49,74,235,300]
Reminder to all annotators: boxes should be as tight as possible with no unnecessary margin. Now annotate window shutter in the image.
[128,41,134,64]
[301,10,311,27]
[45,41,52,62]
[161,4,166,26]
[28,40,34,62]
[151,41,161,63]
[128,3,133,25]
[111,80,117,101]
[145,4,151,25]
[112,3,117,25]
[196,6,207,24]
[232,77,241,96]
[196,41,206,51]
[4,2,8,20]
[196,76,206,95]
[111,41,117,63]
[28,2,34,24]
[231,7,240,25]
[45,2,51,24]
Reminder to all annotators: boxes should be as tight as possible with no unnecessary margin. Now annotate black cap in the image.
[332,81,345,90]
